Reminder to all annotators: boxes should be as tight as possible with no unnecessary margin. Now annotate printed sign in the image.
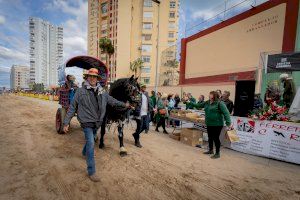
[267,52,300,73]
[229,117,300,164]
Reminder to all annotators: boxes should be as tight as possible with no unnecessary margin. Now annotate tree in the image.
[162,59,179,86]
[130,58,144,77]
[99,38,115,81]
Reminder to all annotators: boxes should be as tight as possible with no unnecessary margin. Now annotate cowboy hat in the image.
[85,68,100,77]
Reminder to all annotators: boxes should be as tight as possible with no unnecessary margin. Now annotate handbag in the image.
[159,109,167,115]
[226,129,239,143]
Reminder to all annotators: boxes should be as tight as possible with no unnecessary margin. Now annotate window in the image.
[142,34,152,41]
[142,55,151,63]
[143,22,153,29]
[169,12,175,18]
[101,2,108,14]
[168,32,175,38]
[144,0,152,7]
[142,44,152,52]
[141,66,151,73]
[168,22,176,28]
[101,24,107,30]
[168,41,175,46]
[141,77,150,84]
[101,30,107,35]
[170,1,176,8]
[143,11,153,19]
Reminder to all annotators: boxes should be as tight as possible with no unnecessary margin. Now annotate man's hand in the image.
[125,102,131,108]
[63,124,70,133]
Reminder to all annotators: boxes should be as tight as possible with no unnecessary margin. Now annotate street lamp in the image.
[152,0,160,94]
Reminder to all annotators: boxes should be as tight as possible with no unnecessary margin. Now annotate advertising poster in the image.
[230,117,300,164]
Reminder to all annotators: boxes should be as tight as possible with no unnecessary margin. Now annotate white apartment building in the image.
[10,65,30,90]
[29,17,63,88]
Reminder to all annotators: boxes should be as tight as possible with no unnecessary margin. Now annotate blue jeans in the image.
[82,127,97,176]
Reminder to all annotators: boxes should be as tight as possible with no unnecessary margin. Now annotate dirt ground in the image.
[0,95,299,200]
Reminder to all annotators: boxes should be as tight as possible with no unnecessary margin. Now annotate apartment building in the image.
[10,65,30,90]
[87,0,179,85]
[29,17,63,88]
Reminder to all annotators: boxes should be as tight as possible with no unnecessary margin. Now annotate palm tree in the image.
[99,38,115,81]
[130,58,144,77]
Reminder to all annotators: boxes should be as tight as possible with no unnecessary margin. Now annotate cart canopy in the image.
[60,55,109,86]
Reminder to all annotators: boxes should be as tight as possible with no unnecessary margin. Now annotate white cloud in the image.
[0,45,27,65]
[0,66,11,72]
[191,9,219,20]
[0,15,5,25]
[46,0,88,61]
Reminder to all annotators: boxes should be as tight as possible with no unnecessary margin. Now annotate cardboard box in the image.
[180,128,203,147]
[169,134,180,141]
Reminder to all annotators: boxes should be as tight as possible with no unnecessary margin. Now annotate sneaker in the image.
[203,150,213,155]
[211,153,220,159]
[163,130,168,134]
[89,174,100,182]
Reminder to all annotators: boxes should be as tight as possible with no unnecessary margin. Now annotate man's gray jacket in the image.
[63,83,126,128]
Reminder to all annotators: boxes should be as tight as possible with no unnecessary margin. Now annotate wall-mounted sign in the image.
[267,52,300,73]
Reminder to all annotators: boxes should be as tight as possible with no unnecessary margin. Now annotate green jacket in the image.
[191,100,231,126]
[155,98,168,120]
[185,97,196,109]
[150,95,157,108]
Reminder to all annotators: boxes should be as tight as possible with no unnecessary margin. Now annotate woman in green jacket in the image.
[185,91,231,159]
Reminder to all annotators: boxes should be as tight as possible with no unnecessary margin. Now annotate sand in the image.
[0,94,299,200]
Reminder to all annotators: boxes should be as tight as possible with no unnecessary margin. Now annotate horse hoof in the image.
[119,147,127,157]
[99,143,105,149]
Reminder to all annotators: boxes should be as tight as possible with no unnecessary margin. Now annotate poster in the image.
[229,117,300,165]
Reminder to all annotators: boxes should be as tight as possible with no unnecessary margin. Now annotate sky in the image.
[0,0,267,88]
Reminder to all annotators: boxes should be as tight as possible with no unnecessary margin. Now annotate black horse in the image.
[99,75,141,156]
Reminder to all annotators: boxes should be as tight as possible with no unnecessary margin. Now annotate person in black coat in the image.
[221,91,234,114]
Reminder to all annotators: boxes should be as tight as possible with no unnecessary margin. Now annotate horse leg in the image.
[99,120,106,149]
[118,121,127,156]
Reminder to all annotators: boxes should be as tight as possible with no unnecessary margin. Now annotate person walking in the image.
[185,91,231,159]
[63,68,129,182]
[150,91,157,123]
[155,96,168,134]
[132,84,151,148]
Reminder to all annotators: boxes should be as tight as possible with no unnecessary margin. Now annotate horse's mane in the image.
[109,78,128,93]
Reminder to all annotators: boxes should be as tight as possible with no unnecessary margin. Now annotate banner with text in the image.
[267,52,300,73]
[229,117,300,165]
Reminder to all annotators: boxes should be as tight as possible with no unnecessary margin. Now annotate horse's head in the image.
[125,75,140,103]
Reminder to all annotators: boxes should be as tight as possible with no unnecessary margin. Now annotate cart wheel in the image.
[56,108,66,134]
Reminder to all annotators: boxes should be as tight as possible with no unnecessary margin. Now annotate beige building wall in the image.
[185,3,287,79]
[87,0,99,57]
[10,65,30,90]
[87,0,179,84]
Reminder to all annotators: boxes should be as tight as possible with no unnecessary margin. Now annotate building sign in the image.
[246,15,279,33]
[229,117,300,165]
[267,52,300,73]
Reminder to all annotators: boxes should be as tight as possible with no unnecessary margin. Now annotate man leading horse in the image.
[63,68,130,182]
